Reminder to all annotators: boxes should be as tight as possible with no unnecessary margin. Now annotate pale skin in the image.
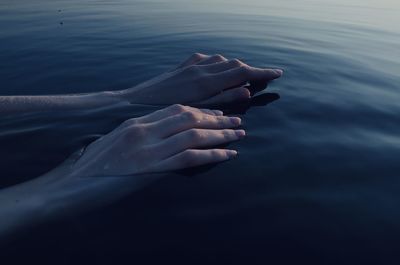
[0,53,283,240]
[0,53,282,114]
[0,105,244,239]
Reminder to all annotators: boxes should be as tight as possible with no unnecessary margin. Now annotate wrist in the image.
[83,90,125,106]
[110,86,146,105]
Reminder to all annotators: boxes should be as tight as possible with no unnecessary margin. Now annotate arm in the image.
[0,104,245,240]
[0,91,122,115]
[0,177,47,240]
[0,53,282,115]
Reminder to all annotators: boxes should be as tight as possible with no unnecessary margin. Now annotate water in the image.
[1,0,400,263]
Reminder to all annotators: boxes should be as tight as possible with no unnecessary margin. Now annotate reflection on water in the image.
[1,0,400,263]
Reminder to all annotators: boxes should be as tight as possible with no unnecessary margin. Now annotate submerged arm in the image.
[0,104,244,240]
[0,177,47,241]
[0,91,122,115]
[0,53,282,115]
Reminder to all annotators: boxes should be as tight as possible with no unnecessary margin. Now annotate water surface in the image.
[1,0,400,263]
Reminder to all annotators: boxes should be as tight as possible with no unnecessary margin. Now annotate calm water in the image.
[1,0,400,263]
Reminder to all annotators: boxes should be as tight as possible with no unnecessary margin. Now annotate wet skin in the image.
[0,53,283,239]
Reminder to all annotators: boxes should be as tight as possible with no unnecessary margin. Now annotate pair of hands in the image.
[71,52,282,179]
[47,54,282,213]
[1,53,283,231]
[77,52,282,177]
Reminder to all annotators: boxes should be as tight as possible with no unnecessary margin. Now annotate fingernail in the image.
[274,69,283,76]
[213,110,223,116]
[242,88,251,99]
[227,150,238,158]
[230,117,241,126]
[235,129,246,139]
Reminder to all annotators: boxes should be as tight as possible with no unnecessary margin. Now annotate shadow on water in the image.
[1,0,400,263]
[225,92,280,115]
[178,92,280,176]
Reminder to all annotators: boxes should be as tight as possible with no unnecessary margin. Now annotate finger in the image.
[198,86,251,105]
[149,112,242,138]
[133,104,222,124]
[212,66,283,91]
[201,59,245,73]
[154,129,245,159]
[199,108,224,116]
[175,53,208,69]
[151,149,238,172]
[196,54,228,65]
[208,109,224,116]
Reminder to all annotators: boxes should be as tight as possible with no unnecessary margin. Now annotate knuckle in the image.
[221,129,232,139]
[216,116,228,126]
[187,129,202,141]
[170,104,186,113]
[231,59,244,67]
[212,54,225,61]
[238,65,250,75]
[191,52,203,60]
[181,111,198,123]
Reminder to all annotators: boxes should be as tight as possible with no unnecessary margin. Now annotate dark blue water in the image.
[1,0,400,263]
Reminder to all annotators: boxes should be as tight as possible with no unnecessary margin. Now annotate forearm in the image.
[0,179,48,241]
[0,91,124,115]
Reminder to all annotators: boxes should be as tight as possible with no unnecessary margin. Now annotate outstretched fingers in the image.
[213,65,283,91]
[201,58,244,73]
[174,53,209,70]
[175,53,228,70]
[131,104,223,125]
[196,54,228,65]
[154,128,245,159]
[152,149,238,172]
[149,111,242,138]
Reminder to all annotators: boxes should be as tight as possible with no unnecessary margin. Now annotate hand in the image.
[72,104,244,177]
[16,105,245,220]
[0,105,245,238]
[119,53,283,106]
